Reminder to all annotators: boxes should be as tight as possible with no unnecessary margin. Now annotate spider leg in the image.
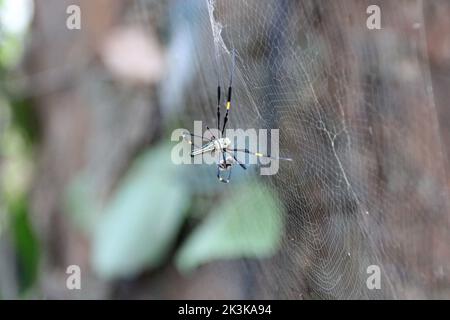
[217,84,221,137]
[183,131,216,158]
[189,142,211,158]
[221,50,236,136]
[206,126,217,140]
[184,136,205,150]
[183,132,213,142]
[229,148,293,161]
[215,46,223,138]
[224,150,247,170]
[217,166,232,183]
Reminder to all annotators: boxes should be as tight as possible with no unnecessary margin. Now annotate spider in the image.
[183,51,292,183]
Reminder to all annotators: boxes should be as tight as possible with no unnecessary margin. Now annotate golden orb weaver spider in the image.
[183,50,292,183]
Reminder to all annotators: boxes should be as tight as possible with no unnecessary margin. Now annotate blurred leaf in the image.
[92,144,191,279]
[10,196,40,293]
[175,182,283,272]
[10,98,40,145]
[0,124,33,203]
[0,33,22,68]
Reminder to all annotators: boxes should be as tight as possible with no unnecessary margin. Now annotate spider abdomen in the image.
[219,155,234,171]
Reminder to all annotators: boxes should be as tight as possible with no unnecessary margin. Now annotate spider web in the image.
[142,0,450,299]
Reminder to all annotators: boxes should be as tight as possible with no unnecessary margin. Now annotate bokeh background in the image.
[0,0,449,299]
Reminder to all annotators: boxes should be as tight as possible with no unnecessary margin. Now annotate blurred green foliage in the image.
[0,0,40,296]
[8,97,40,146]
[91,144,191,278]
[176,182,283,272]
[10,196,40,293]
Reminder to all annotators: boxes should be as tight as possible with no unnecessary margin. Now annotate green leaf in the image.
[10,196,40,293]
[92,144,190,279]
[175,182,283,272]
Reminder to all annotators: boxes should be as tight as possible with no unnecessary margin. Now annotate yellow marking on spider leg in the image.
[226,101,231,110]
